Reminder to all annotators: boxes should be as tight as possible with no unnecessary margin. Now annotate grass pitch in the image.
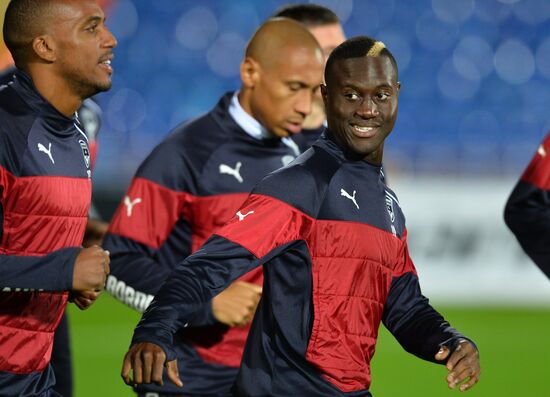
[69,295,550,396]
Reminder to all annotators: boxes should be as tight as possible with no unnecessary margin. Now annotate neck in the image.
[27,66,82,117]
[237,88,254,119]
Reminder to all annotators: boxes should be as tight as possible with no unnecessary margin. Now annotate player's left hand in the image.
[435,339,480,392]
[69,289,101,310]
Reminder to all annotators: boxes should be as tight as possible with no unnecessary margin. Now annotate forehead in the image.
[52,0,104,26]
[308,24,346,49]
[329,56,397,88]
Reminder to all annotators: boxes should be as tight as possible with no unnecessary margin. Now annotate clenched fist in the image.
[72,245,110,291]
[212,281,262,327]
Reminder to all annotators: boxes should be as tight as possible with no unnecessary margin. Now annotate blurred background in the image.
[2,0,550,396]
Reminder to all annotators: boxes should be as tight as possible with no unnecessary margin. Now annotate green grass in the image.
[69,296,550,396]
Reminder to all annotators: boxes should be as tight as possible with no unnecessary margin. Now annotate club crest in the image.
[79,140,91,169]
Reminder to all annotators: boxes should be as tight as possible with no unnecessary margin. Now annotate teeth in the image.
[101,60,111,65]
[352,125,373,133]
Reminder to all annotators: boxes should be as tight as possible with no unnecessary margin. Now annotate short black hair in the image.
[272,3,340,27]
[325,35,399,82]
[3,0,55,66]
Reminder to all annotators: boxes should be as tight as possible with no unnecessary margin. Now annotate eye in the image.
[344,92,360,101]
[288,83,302,92]
[86,24,98,33]
[376,92,390,101]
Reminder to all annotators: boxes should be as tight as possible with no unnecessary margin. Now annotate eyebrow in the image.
[82,15,104,26]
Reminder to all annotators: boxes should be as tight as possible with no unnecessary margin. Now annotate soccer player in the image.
[122,36,481,396]
[0,65,107,397]
[504,132,550,278]
[0,0,116,395]
[273,3,346,147]
[103,18,323,397]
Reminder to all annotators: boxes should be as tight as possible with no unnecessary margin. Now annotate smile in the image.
[352,124,373,133]
[350,123,378,138]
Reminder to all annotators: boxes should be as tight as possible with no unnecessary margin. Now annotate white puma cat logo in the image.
[237,210,254,221]
[340,188,359,210]
[219,162,243,183]
[37,142,54,164]
[538,145,547,157]
[124,196,142,217]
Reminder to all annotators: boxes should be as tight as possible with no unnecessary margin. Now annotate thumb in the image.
[166,360,183,387]
[435,345,450,362]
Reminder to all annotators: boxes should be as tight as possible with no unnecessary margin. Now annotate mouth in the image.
[98,55,114,74]
[350,123,378,138]
[285,120,303,134]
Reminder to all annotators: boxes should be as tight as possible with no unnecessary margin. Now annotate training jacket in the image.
[505,132,550,278]
[102,92,302,395]
[0,70,91,396]
[132,131,467,397]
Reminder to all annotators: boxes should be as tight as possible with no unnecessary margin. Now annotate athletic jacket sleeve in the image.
[103,141,216,325]
[0,246,78,291]
[504,133,550,278]
[382,240,472,363]
[131,193,312,360]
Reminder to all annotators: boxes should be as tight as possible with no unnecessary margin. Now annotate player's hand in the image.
[121,342,183,388]
[69,289,101,310]
[212,281,262,327]
[435,339,480,392]
[72,246,110,291]
[82,218,109,248]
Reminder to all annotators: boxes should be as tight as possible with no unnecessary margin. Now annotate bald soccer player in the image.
[103,18,324,397]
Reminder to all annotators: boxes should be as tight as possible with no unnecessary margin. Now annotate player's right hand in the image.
[72,245,110,291]
[212,281,262,327]
[121,342,183,387]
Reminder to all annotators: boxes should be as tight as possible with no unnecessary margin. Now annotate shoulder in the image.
[135,107,233,190]
[0,86,36,174]
[253,147,342,217]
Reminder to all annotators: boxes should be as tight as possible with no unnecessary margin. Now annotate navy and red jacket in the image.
[102,92,302,395]
[132,131,469,397]
[0,70,91,396]
[505,132,550,278]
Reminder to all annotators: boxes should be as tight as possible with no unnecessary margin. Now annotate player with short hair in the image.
[103,18,324,396]
[504,133,550,278]
[273,3,346,146]
[0,0,115,395]
[122,36,480,396]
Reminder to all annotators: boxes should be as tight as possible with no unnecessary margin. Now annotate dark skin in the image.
[323,54,480,392]
[322,56,399,165]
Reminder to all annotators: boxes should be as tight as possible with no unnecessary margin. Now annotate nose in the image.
[101,26,118,49]
[294,90,313,118]
[357,97,379,118]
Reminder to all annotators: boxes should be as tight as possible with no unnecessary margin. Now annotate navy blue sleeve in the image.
[0,247,78,291]
[504,180,550,278]
[131,235,296,360]
[103,135,217,325]
[382,272,473,363]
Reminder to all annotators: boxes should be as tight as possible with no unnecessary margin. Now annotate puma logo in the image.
[340,188,359,210]
[538,145,547,157]
[37,142,54,164]
[219,162,243,183]
[124,196,142,217]
[236,210,254,221]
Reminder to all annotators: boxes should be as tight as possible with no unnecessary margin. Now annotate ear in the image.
[396,81,401,96]
[320,83,328,107]
[32,35,56,62]
[240,57,260,89]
